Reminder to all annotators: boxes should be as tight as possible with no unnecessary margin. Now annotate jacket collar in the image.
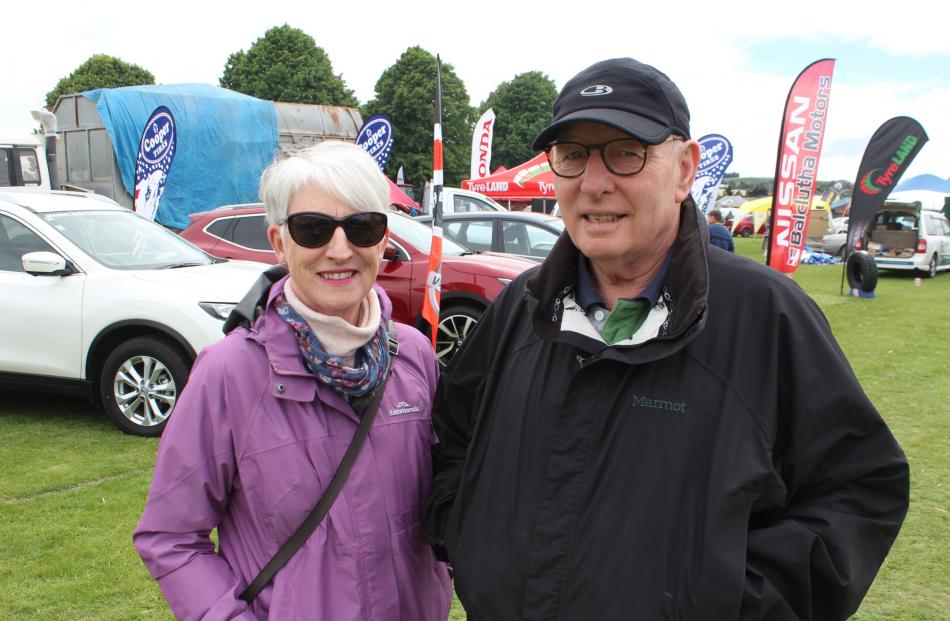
[525,196,709,361]
[243,278,395,412]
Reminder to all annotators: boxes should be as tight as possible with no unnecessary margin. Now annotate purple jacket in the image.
[134,279,452,620]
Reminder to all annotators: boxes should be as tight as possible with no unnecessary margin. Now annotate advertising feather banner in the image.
[766,59,835,273]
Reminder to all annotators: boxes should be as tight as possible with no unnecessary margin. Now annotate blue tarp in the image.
[801,248,842,265]
[84,84,278,229]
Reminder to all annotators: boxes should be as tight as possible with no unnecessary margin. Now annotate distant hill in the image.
[721,178,853,197]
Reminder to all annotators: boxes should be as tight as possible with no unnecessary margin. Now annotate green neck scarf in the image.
[599,298,650,345]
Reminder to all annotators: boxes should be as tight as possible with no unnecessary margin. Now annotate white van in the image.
[0,136,49,189]
[861,190,950,278]
[422,184,505,215]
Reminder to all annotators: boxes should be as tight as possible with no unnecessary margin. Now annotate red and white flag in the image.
[767,58,835,274]
[422,57,445,350]
[470,108,496,180]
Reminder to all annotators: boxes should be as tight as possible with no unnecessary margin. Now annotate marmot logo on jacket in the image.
[390,401,421,416]
[631,395,687,413]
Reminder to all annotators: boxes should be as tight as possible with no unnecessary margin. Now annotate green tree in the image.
[363,47,473,187]
[220,24,357,106]
[480,71,557,170]
[45,54,154,108]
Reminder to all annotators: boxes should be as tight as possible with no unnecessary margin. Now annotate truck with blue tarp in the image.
[47,84,362,229]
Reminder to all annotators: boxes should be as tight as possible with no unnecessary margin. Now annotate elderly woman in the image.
[134,141,452,620]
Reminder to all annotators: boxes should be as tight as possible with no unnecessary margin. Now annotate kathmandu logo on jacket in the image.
[389,401,421,416]
[631,395,687,413]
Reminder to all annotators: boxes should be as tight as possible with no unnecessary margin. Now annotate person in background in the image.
[426,57,908,620]
[707,208,735,252]
[135,141,451,620]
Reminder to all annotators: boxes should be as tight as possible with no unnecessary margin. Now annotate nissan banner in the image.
[766,59,835,274]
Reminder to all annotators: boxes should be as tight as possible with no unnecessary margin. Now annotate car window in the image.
[501,222,530,255]
[18,150,41,185]
[874,212,917,231]
[453,195,478,213]
[457,221,494,251]
[386,213,467,256]
[231,215,271,250]
[453,195,500,213]
[924,213,949,236]
[0,214,55,272]
[522,222,561,257]
[41,210,212,269]
[0,151,11,186]
[206,216,233,240]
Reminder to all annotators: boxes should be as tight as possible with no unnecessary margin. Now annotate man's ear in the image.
[267,224,286,263]
[674,140,701,203]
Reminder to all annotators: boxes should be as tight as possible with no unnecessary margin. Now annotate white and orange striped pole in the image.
[422,55,444,351]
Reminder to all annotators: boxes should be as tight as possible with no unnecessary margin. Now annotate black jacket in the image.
[426,202,908,621]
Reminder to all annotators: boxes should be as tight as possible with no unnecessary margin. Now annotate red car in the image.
[179,204,536,365]
[728,214,766,237]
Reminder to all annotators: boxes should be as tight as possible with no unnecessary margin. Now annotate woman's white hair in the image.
[259,141,389,225]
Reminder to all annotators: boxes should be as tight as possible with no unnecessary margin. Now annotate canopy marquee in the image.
[387,179,419,213]
[462,153,555,201]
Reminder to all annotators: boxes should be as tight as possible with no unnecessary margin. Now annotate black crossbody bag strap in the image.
[239,324,399,604]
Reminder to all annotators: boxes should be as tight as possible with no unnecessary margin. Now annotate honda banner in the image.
[356,114,394,171]
[845,117,928,258]
[691,134,734,214]
[470,108,496,180]
[133,106,177,221]
[766,59,835,273]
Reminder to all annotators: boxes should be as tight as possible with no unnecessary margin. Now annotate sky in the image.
[5,0,949,183]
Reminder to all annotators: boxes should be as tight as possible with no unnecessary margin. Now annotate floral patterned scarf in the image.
[275,293,391,399]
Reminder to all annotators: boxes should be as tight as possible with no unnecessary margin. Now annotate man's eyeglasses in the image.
[279,211,388,249]
[543,137,679,178]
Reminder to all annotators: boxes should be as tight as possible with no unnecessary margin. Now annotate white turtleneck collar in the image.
[284,279,381,366]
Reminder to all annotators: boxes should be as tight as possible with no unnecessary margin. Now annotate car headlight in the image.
[496,278,512,286]
[199,302,237,321]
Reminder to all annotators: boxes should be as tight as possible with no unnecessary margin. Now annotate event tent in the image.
[387,179,419,213]
[461,153,555,201]
[736,196,833,237]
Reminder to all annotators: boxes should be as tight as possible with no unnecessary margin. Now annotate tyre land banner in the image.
[133,106,176,221]
[356,114,394,172]
[844,117,928,259]
[766,59,835,273]
[690,134,734,215]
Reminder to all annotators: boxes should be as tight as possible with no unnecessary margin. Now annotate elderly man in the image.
[426,58,908,620]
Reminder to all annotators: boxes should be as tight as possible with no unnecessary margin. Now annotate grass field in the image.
[1,237,947,619]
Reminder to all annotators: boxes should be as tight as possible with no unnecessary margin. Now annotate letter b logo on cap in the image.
[580,84,613,96]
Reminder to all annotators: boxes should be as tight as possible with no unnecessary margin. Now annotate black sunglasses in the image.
[279,211,388,249]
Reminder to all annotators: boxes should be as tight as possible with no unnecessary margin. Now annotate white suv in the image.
[861,191,950,278]
[0,190,267,435]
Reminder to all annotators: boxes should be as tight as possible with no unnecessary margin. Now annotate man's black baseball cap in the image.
[532,58,691,149]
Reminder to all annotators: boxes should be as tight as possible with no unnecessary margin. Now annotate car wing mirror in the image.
[383,245,401,261]
[22,251,71,276]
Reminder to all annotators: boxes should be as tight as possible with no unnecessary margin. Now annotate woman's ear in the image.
[378,229,391,260]
[267,224,286,264]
